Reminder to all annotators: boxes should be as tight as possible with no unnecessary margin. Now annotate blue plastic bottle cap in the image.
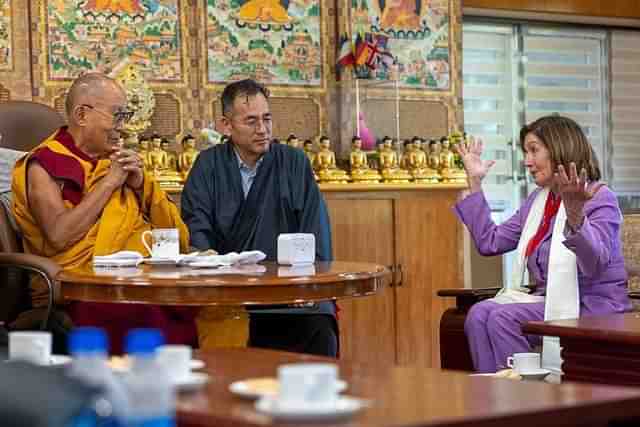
[125,328,165,355]
[68,327,108,355]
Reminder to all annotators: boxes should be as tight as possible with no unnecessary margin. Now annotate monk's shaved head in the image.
[65,73,125,118]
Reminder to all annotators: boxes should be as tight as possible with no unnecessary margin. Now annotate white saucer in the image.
[229,378,347,400]
[255,396,367,421]
[172,372,210,391]
[49,355,73,366]
[519,368,551,381]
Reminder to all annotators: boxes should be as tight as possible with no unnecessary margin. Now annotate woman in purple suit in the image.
[455,115,630,373]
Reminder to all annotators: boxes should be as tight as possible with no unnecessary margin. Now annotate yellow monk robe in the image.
[12,128,247,352]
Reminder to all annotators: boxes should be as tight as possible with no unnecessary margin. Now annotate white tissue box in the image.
[277,233,315,265]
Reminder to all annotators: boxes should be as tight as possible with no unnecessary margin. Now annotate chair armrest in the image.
[0,252,62,308]
[437,287,501,312]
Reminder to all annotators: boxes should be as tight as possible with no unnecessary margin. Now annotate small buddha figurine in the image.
[303,139,316,165]
[146,134,169,175]
[178,134,200,179]
[427,139,441,171]
[350,136,381,183]
[303,139,318,181]
[400,139,412,170]
[313,136,349,184]
[138,136,151,169]
[287,134,302,150]
[378,139,412,183]
[439,137,467,183]
[406,139,440,183]
[161,138,179,172]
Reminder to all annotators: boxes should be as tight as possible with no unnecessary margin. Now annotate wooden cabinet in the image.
[322,184,465,369]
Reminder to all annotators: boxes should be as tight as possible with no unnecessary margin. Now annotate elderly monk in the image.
[11,73,196,354]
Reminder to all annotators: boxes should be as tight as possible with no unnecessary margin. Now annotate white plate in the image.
[173,372,210,391]
[142,257,179,266]
[520,368,551,381]
[110,357,204,373]
[255,396,367,421]
[229,378,347,400]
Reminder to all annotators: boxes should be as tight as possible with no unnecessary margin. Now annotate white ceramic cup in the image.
[277,363,339,408]
[507,352,541,374]
[156,345,192,381]
[142,228,180,259]
[9,331,52,365]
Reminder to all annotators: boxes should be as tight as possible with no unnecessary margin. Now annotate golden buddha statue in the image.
[161,138,179,172]
[146,134,169,174]
[287,134,302,150]
[178,134,200,179]
[439,137,467,183]
[313,136,350,184]
[303,139,318,181]
[303,139,316,165]
[349,136,381,183]
[407,140,440,183]
[378,139,412,183]
[138,136,151,168]
[148,134,182,187]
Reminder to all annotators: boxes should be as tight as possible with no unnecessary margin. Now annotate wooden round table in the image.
[57,261,388,306]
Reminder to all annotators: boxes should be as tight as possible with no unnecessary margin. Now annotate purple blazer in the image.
[454,186,631,316]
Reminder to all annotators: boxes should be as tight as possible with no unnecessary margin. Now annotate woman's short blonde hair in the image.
[519,115,601,181]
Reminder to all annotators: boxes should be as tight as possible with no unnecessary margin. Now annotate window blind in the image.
[610,30,640,194]
[521,28,608,171]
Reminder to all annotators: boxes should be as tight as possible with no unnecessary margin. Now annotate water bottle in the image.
[67,327,129,427]
[123,329,175,427]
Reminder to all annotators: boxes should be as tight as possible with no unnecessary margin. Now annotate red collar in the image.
[55,126,98,167]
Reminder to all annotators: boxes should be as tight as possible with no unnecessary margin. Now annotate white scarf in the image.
[489,187,579,376]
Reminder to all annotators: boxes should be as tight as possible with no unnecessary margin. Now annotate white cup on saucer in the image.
[9,331,52,365]
[507,352,541,374]
[277,363,339,409]
[142,228,180,259]
[157,345,192,381]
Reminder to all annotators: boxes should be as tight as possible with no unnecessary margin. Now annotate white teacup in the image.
[142,228,180,259]
[9,331,52,365]
[277,363,339,408]
[157,345,192,381]
[507,352,541,374]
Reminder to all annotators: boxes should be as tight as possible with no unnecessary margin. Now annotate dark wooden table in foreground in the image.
[57,261,387,305]
[524,312,640,386]
[177,348,640,427]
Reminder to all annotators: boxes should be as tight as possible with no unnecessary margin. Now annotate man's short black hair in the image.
[221,79,270,117]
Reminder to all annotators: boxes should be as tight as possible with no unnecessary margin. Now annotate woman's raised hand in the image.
[455,137,495,190]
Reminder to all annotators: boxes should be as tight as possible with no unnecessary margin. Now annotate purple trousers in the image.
[464,300,545,373]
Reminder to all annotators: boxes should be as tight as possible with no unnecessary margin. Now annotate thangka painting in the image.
[46,0,183,81]
[350,0,451,90]
[206,0,323,87]
[0,0,12,70]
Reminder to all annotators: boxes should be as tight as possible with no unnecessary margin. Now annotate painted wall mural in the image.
[206,0,324,87]
[350,0,451,90]
[45,0,183,81]
[0,0,12,70]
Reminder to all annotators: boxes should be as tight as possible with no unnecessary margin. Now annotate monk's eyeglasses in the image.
[82,104,134,125]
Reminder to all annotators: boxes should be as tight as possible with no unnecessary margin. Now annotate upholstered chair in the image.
[0,101,67,353]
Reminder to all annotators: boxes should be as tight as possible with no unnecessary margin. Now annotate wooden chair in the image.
[438,212,640,371]
[0,101,67,352]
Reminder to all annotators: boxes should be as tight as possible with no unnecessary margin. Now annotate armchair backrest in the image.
[0,101,65,152]
[622,212,640,292]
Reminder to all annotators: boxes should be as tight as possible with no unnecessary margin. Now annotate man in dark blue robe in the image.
[181,79,337,357]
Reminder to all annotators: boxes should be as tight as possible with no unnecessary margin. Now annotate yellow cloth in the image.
[238,0,290,23]
[11,131,246,348]
[197,307,249,349]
